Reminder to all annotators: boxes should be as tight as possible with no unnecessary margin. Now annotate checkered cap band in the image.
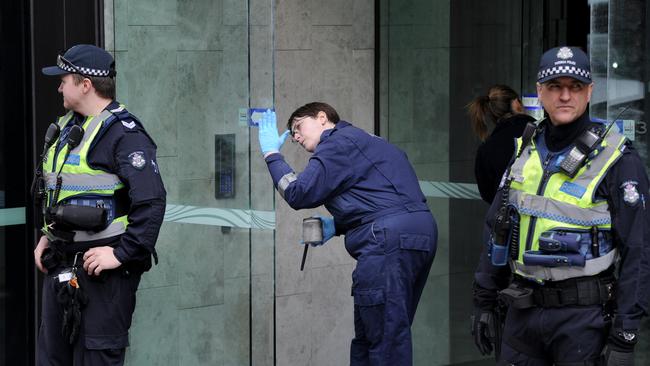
[537,65,591,81]
[57,56,112,77]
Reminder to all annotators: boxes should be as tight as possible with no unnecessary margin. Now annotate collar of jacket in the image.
[319,120,351,143]
[543,111,591,152]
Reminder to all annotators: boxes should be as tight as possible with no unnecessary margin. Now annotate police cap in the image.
[42,44,116,77]
[537,46,591,84]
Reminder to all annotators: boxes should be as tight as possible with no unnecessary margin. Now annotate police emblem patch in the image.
[128,151,146,170]
[557,47,573,60]
[620,181,640,205]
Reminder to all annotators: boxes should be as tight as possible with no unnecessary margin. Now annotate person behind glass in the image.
[467,85,536,204]
[33,44,166,365]
[257,102,437,365]
[471,46,650,366]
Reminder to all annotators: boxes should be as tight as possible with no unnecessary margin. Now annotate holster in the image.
[40,246,65,272]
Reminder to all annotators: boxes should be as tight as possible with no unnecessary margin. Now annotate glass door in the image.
[590,1,650,363]
[105,1,276,364]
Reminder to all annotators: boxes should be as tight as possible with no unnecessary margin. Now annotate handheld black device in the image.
[559,129,602,178]
[560,105,630,178]
[32,123,60,193]
[489,121,537,266]
[32,123,61,222]
[66,125,84,150]
[44,123,61,150]
[52,125,85,206]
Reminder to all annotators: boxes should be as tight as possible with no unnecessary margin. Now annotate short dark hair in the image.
[71,73,116,100]
[287,102,340,131]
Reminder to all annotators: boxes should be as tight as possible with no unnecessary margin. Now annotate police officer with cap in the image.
[471,46,650,365]
[34,44,166,365]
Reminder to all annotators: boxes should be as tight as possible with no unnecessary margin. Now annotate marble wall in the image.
[272,1,374,365]
[105,0,272,364]
[379,0,453,364]
[105,0,374,364]
[380,0,526,365]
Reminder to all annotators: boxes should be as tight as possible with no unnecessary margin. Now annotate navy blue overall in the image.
[265,121,437,365]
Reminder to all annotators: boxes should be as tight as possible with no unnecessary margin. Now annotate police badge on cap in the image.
[537,46,591,84]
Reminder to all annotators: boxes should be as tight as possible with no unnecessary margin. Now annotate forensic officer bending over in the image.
[33,44,166,365]
[472,46,650,365]
[258,102,437,365]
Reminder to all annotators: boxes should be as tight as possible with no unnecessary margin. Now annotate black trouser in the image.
[37,263,141,366]
[499,305,610,366]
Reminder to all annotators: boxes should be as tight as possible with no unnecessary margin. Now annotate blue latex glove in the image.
[319,216,336,243]
[258,109,290,155]
[306,216,335,247]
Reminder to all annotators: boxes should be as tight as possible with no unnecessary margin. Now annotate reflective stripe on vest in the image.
[72,221,127,242]
[42,108,128,241]
[44,173,122,192]
[509,190,611,227]
[507,126,626,281]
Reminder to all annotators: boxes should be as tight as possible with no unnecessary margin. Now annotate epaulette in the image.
[103,105,143,132]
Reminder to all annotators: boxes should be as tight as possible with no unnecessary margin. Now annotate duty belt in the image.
[532,277,614,307]
[500,275,615,309]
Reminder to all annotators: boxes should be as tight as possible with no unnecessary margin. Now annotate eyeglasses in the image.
[290,116,310,138]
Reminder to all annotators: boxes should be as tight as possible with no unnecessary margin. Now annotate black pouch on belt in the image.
[48,205,108,232]
[498,283,535,309]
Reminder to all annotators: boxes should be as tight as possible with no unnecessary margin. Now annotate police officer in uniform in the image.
[257,102,437,365]
[471,46,650,365]
[33,44,166,365]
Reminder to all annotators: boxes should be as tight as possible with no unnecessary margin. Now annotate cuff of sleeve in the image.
[614,315,641,332]
[113,246,128,264]
[264,153,284,163]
